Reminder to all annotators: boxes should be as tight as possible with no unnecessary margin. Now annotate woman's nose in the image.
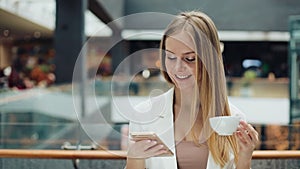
[175,59,185,70]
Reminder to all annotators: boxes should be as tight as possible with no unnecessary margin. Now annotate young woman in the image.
[126,11,259,169]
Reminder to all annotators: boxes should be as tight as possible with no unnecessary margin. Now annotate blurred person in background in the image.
[30,57,55,87]
[8,56,33,90]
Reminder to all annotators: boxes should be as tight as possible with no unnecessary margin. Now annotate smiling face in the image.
[164,33,198,90]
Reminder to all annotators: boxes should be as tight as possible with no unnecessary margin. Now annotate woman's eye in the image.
[166,54,176,60]
[185,57,195,62]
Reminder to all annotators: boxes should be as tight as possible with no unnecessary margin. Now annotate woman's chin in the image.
[175,82,196,90]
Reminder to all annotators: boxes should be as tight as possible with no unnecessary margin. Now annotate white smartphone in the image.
[130,132,174,156]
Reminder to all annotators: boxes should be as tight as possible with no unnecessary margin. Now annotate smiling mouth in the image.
[175,74,192,79]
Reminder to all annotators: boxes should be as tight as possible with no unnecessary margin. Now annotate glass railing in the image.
[0,79,299,169]
[0,122,129,151]
[0,84,124,150]
[1,122,300,151]
[0,78,299,151]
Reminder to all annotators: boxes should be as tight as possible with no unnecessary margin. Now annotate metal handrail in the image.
[0,149,299,159]
[0,149,126,159]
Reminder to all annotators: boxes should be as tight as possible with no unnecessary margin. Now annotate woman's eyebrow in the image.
[165,49,174,54]
[183,51,195,55]
[165,49,195,55]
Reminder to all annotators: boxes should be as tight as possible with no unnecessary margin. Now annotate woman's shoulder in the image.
[135,87,174,111]
[127,87,174,125]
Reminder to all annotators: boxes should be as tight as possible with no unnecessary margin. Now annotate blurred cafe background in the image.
[0,0,300,168]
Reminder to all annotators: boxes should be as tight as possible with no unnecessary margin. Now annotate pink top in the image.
[176,141,209,169]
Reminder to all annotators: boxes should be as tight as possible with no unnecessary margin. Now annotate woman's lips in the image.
[175,74,192,79]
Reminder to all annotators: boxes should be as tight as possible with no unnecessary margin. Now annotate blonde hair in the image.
[160,11,238,167]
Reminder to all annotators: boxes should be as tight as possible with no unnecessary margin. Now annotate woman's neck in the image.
[174,86,196,105]
[174,86,198,115]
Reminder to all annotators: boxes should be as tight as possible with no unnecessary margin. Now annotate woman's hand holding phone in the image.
[127,132,173,159]
[127,139,168,159]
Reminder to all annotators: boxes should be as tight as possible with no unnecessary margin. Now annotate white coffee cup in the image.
[209,116,241,136]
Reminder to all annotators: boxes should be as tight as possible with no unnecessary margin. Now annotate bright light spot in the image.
[3,66,12,76]
[142,69,150,79]
[242,59,262,69]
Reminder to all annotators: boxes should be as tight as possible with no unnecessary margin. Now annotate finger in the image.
[236,131,255,152]
[240,121,259,143]
[147,144,164,152]
[237,128,259,152]
[133,140,157,151]
[236,126,252,144]
[127,140,160,159]
[142,140,158,151]
[239,121,254,138]
[240,121,254,133]
[235,131,248,144]
[148,141,172,156]
[145,144,166,156]
[154,149,168,156]
[128,139,137,146]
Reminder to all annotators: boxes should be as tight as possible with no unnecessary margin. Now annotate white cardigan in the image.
[128,88,237,169]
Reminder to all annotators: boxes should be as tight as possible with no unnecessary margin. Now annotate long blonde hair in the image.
[160,11,238,167]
